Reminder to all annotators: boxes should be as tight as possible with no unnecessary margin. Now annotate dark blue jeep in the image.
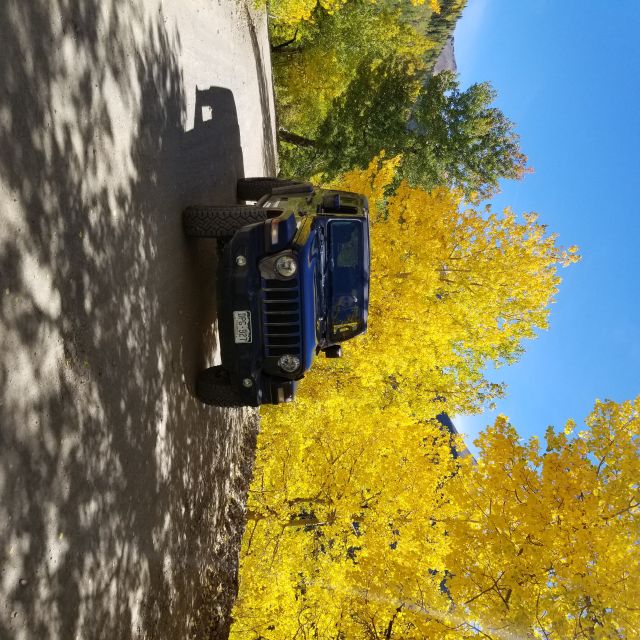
[183,178,370,407]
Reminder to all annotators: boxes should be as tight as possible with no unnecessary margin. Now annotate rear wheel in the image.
[237,177,301,201]
[182,205,271,237]
[196,366,245,407]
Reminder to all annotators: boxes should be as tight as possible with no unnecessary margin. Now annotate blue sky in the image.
[453,1,640,453]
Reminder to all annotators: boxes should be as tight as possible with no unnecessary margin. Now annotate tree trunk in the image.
[279,128,318,148]
[272,47,306,56]
[271,29,299,51]
[246,508,365,529]
[384,606,403,639]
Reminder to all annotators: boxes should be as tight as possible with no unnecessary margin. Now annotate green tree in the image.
[280,56,418,179]
[405,71,529,197]
[282,67,528,198]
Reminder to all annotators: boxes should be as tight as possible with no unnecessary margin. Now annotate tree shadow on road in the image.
[0,2,261,638]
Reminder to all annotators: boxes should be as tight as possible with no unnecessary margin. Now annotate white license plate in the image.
[233,310,252,343]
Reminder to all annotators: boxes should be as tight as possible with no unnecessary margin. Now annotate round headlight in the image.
[275,254,297,278]
[278,354,301,373]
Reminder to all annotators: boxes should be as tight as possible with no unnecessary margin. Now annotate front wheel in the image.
[196,366,245,407]
[237,177,302,201]
[182,205,271,238]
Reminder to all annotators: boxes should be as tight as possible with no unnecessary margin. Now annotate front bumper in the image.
[217,225,300,406]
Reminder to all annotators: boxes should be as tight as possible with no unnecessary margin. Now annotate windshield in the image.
[328,220,366,342]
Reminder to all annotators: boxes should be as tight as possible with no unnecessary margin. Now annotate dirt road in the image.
[0,1,276,637]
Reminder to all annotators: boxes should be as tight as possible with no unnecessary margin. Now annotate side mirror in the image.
[324,345,343,358]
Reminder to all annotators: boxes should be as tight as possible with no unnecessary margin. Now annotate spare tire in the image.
[182,205,271,237]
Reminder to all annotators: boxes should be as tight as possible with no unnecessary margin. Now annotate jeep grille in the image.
[261,279,302,358]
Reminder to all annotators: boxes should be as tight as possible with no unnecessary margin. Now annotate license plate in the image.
[233,310,252,343]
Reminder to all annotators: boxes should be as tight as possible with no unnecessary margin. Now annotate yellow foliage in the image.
[272,6,432,136]
[329,156,579,417]
[444,397,640,638]
[273,48,352,136]
[230,157,580,638]
[267,0,347,25]
[265,0,431,25]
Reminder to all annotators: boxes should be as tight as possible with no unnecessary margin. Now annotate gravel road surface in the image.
[0,1,276,637]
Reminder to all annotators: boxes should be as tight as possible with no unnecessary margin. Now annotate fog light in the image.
[278,354,300,372]
[275,255,297,278]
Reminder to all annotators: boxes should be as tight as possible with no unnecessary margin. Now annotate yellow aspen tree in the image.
[331,157,578,419]
[230,156,578,638]
[271,4,432,138]
[442,397,640,639]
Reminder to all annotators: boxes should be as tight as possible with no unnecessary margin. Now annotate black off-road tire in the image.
[237,177,301,201]
[183,205,271,238]
[196,366,245,407]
